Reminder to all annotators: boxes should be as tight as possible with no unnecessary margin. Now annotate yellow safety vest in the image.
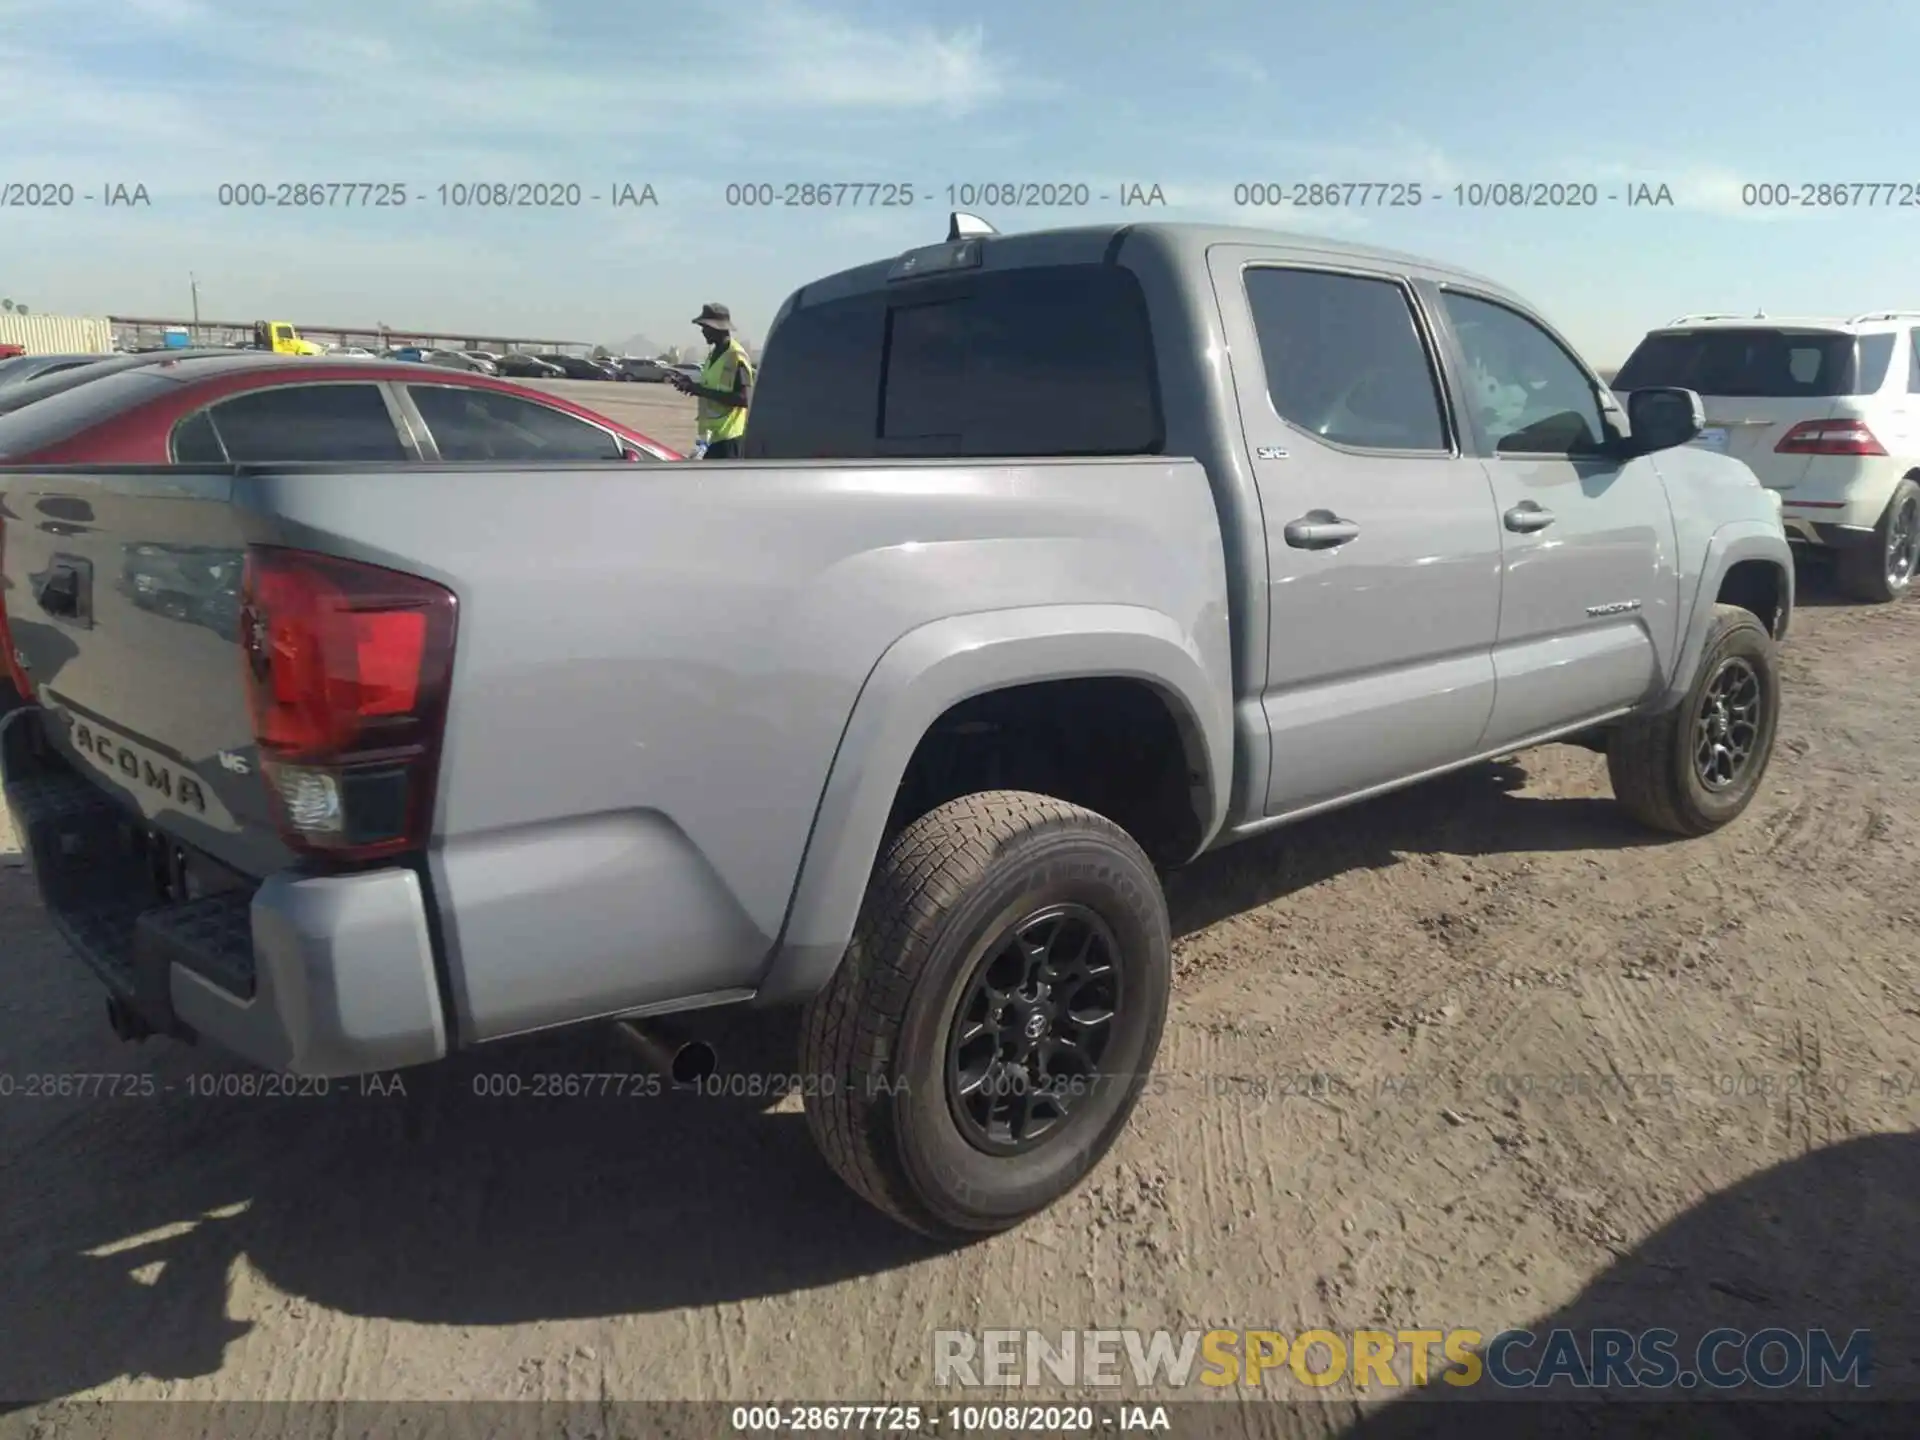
[696,339,752,443]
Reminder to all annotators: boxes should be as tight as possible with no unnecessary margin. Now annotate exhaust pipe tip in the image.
[671,1040,717,1086]
[614,1019,718,1087]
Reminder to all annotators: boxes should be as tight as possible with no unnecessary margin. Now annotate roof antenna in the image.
[948,211,997,241]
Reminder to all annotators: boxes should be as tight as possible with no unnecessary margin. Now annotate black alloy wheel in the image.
[945,902,1121,1155]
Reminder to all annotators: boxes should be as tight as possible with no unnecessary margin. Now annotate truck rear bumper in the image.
[2,707,446,1077]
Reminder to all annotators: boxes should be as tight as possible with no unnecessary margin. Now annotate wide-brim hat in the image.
[691,303,733,332]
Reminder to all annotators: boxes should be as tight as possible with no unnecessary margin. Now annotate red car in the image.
[0,352,681,464]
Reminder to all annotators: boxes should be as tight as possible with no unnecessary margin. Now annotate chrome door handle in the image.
[1504,503,1555,533]
[1283,512,1360,549]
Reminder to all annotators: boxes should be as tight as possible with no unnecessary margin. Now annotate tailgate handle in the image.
[34,557,93,627]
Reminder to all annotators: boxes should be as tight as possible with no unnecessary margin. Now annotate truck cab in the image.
[253,321,321,356]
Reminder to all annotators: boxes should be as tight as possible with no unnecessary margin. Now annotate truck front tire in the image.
[1607,604,1780,836]
[799,791,1171,1241]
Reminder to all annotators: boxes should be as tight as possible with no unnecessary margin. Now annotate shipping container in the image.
[0,313,115,355]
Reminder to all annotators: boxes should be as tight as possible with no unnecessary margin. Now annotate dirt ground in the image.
[2,567,1917,1429]
[523,377,699,454]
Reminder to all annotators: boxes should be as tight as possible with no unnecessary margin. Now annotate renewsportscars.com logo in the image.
[933,1328,1873,1392]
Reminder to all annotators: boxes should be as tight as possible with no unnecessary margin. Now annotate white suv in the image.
[1612,312,1920,602]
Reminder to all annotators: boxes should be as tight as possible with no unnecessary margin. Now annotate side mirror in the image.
[1625,387,1704,454]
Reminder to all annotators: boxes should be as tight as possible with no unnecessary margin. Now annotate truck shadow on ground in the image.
[1789,551,1874,609]
[1333,1131,1918,1436]
[1166,754,1670,938]
[0,753,1683,1406]
[0,996,945,1409]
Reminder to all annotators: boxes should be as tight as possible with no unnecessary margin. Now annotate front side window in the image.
[208,383,408,462]
[1910,331,1920,394]
[408,385,630,460]
[1441,292,1606,456]
[1243,267,1449,451]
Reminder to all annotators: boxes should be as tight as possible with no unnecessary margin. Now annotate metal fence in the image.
[106,315,592,355]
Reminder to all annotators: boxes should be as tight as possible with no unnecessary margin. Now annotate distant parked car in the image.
[0,353,681,468]
[464,350,505,366]
[0,353,110,390]
[673,363,702,381]
[496,352,565,378]
[329,345,380,358]
[1613,310,1920,602]
[536,353,619,381]
[386,347,428,363]
[421,349,496,375]
[612,357,676,383]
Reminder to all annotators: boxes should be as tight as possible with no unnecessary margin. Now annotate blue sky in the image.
[3,0,1917,362]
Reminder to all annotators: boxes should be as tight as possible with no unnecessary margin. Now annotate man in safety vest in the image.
[670,302,753,458]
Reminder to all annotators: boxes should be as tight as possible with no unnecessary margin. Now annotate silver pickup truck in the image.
[0,217,1791,1239]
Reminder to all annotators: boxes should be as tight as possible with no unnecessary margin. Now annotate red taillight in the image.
[239,546,457,862]
[1775,420,1886,456]
[0,514,34,701]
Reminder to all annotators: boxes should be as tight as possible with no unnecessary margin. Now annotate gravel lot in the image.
[522,378,698,454]
[2,564,1916,1422]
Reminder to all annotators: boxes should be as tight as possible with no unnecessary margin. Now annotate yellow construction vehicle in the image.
[252,320,323,356]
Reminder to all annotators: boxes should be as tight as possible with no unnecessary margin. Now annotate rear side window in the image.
[409,385,630,460]
[169,409,227,462]
[1243,268,1449,451]
[1613,328,1890,397]
[208,383,408,462]
[1910,331,1920,393]
[745,264,1161,459]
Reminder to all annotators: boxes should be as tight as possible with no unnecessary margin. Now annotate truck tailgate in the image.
[1,467,289,877]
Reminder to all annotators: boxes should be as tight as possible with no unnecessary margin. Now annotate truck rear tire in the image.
[799,791,1170,1241]
[1606,604,1779,836]
[1836,478,1919,603]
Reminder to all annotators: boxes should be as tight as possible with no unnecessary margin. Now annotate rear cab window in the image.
[1614,328,1895,397]
[745,263,1162,459]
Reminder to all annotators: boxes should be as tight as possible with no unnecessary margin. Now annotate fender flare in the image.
[1656,520,1795,710]
[752,604,1233,1006]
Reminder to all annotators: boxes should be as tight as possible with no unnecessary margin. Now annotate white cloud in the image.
[750,3,1008,110]
[1204,53,1269,85]
[121,0,215,23]
[0,0,1024,196]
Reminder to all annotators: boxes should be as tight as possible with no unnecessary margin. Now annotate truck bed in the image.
[1,456,1233,1062]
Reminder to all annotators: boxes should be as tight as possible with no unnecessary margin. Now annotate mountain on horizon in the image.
[605,330,757,362]
[608,332,666,358]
